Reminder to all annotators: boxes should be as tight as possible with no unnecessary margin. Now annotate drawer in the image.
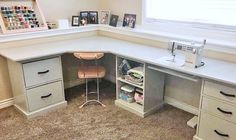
[23,57,62,88]
[199,112,236,140]
[203,81,236,104]
[26,81,64,112]
[202,96,236,123]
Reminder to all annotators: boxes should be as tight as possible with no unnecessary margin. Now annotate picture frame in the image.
[100,11,110,24]
[71,16,80,26]
[109,14,119,27]
[122,14,136,28]
[88,11,98,24]
[80,11,89,25]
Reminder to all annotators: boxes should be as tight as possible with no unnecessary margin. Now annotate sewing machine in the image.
[170,40,206,68]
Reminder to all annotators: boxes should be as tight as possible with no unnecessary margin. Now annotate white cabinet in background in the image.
[195,80,236,140]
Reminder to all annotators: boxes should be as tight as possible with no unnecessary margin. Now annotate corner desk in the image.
[1,35,236,140]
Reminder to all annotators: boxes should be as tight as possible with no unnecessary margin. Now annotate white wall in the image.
[0,57,12,101]
[100,0,142,24]
[38,0,100,23]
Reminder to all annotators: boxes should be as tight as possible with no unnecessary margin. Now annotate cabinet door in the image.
[202,97,236,123]
[203,81,236,105]
[26,81,64,112]
[199,112,236,140]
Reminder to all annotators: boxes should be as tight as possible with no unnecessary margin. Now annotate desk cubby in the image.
[115,56,165,117]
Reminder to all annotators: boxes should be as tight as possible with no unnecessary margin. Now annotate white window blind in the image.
[145,0,236,27]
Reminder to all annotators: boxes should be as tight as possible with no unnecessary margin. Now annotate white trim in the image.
[0,98,14,109]
[193,135,202,140]
[14,101,67,119]
[164,96,199,115]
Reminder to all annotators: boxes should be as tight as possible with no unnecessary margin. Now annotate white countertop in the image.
[1,36,236,86]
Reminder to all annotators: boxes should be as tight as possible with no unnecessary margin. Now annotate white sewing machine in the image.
[170,40,206,68]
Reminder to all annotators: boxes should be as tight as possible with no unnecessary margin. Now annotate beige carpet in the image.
[0,81,195,140]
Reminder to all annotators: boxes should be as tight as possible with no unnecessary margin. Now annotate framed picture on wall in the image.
[123,14,136,28]
[71,16,80,26]
[80,11,89,25]
[109,14,119,27]
[100,11,110,24]
[88,11,98,24]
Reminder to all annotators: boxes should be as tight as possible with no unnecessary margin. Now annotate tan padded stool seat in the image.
[74,52,104,60]
[78,66,106,79]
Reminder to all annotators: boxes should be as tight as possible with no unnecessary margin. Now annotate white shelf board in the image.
[115,99,144,117]
[117,77,144,89]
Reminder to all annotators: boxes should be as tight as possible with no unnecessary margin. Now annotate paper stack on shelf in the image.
[134,88,144,105]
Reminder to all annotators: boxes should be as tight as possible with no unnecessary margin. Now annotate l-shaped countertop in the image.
[1,35,236,86]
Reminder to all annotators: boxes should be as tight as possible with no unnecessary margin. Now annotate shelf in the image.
[117,77,144,89]
[115,99,144,117]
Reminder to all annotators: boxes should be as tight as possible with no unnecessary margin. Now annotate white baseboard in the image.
[193,135,202,140]
[164,96,199,115]
[0,98,14,109]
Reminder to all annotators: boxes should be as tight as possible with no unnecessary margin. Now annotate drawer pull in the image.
[217,107,233,115]
[220,91,235,98]
[41,93,52,99]
[38,70,50,75]
[214,130,229,137]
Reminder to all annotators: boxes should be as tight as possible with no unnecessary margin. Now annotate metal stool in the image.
[73,52,106,108]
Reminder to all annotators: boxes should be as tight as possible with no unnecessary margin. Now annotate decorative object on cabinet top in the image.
[0,0,47,34]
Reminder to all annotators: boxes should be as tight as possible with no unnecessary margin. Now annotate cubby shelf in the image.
[115,56,165,117]
[117,77,144,89]
[115,99,143,112]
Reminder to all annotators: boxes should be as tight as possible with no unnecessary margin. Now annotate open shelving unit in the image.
[115,56,165,117]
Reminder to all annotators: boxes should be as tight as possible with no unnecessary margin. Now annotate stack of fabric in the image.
[134,88,144,105]
[125,66,144,86]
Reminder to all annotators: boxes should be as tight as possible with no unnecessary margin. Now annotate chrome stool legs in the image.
[79,78,106,108]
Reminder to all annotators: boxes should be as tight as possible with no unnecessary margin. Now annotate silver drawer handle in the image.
[41,93,52,99]
[38,70,50,75]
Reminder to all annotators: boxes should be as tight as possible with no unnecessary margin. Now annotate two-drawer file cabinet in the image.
[7,56,67,118]
[195,80,236,140]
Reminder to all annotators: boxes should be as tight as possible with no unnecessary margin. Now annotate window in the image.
[144,0,236,30]
[142,0,236,50]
